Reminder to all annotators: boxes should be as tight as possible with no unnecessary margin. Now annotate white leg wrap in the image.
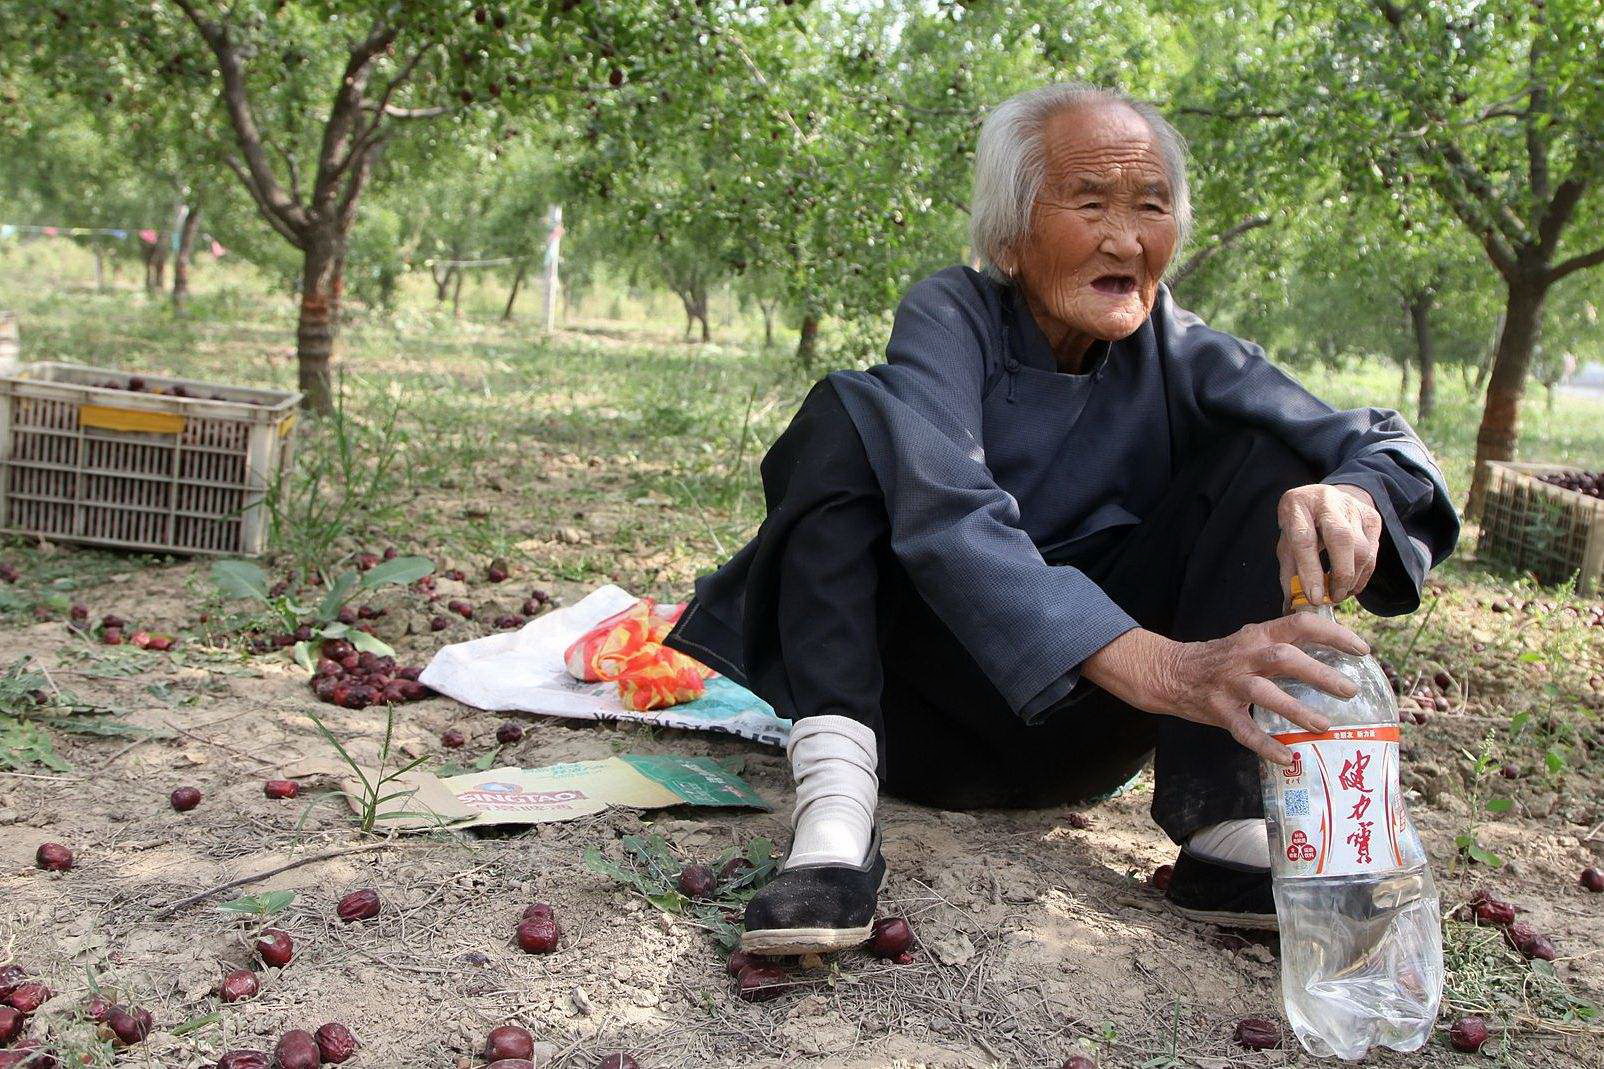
[1188,818,1271,869]
[783,714,879,870]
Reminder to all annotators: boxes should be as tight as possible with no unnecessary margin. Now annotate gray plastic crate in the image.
[0,362,300,556]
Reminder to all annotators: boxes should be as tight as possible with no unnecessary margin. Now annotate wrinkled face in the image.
[1002,102,1179,346]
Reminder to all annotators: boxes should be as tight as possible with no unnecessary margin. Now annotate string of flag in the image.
[1,223,227,258]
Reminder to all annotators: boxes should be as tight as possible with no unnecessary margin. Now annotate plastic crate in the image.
[0,362,300,557]
[1477,460,1604,595]
[0,312,17,375]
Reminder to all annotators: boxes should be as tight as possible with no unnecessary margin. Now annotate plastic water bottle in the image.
[1253,575,1443,1059]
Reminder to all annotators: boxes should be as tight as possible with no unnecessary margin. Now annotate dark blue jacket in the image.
[678,266,1460,720]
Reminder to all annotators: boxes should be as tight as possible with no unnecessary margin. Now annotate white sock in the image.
[1188,818,1271,869]
[784,715,878,870]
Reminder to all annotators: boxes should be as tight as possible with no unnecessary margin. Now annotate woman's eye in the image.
[1143,203,1168,212]
[1078,202,1102,210]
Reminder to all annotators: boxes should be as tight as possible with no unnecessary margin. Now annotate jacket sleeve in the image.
[1189,333,1461,615]
[829,273,1138,721]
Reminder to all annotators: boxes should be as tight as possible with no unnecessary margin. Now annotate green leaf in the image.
[646,890,688,913]
[1509,711,1531,732]
[345,630,394,656]
[216,890,295,915]
[317,571,360,623]
[170,1011,221,1038]
[1519,650,1543,663]
[292,641,315,673]
[212,560,270,602]
[1545,750,1566,775]
[358,556,434,590]
[1484,797,1513,814]
[1466,843,1504,867]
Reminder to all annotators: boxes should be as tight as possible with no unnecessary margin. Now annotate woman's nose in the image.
[1099,221,1142,259]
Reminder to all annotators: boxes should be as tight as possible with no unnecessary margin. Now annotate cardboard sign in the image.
[293,753,769,832]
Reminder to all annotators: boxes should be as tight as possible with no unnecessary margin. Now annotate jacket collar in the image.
[1003,281,1129,376]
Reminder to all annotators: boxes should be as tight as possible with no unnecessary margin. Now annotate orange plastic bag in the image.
[615,643,712,711]
[563,599,659,682]
[562,598,713,710]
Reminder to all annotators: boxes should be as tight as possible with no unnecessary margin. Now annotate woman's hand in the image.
[1276,483,1383,606]
[1080,616,1370,764]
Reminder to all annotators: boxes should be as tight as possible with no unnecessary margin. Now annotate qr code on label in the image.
[1283,789,1310,818]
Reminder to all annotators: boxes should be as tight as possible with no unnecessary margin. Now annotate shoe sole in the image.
[1166,901,1279,932]
[741,924,875,955]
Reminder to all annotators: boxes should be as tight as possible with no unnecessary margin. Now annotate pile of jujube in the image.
[88,376,251,405]
[1456,888,1559,961]
[70,609,178,651]
[2,965,163,1061]
[309,639,430,709]
[1538,468,1604,500]
[214,1022,357,1067]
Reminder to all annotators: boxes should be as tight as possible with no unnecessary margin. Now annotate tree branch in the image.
[1548,241,1604,284]
[310,16,399,215]
[1171,106,1288,121]
[1422,167,1517,277]
[1537,175,1587,257]
[1525,3,1551,210]
[1168,214,1273,285]
[170,0,307,238]
[222,155,306,249]
[267,137,302,205]
[1368,0,1533,254]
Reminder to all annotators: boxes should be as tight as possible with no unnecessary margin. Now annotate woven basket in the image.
[1477,460,1604,595]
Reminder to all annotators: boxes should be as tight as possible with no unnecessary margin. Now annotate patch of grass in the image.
[0,655,137,770]
[1443,921,1598,1034]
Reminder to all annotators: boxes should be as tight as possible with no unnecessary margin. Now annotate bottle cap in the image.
[1289,573,1329,610]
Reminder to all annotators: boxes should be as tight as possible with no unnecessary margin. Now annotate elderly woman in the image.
[663,83,1459,954]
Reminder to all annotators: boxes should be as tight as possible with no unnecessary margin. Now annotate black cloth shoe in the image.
[741,827,886,955]
[1164,846,1278,931]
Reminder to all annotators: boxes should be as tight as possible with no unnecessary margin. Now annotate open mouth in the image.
[1091,274,1137,296]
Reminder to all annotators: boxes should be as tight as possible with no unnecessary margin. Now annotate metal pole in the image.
[542,205,563,333]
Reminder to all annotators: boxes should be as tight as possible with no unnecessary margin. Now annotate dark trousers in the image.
[687,382,1320,844]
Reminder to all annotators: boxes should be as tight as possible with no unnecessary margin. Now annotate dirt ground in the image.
[2,550,1602,1069]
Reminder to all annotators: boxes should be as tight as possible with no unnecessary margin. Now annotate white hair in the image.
[969,83,1193,282]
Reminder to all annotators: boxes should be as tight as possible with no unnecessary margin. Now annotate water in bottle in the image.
[1253,575,1443,1059]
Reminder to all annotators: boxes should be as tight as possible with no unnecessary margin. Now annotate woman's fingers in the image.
[1226,710,1295,765]
[1353,507,1383,594]
[1246,676,1332,735]
[1320,505,1357,603]
[1277,492,1326,605]
[1253,643,1357,701]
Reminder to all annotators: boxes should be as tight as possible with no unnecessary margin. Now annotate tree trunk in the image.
[1408,293,1436,423]
[451,269,465,319]
[796,312,820,366]
[172,206,203,312]
[296,236,341,414]
[679,293,695,340]
[760,300,775,348]
[433,264,455,303]
[1468,277,1547,519]
[143,238,169,296]
[1474,311,1503,395]
[695,292,710,343]
[502,262,527,321]
[92,246,106,291]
